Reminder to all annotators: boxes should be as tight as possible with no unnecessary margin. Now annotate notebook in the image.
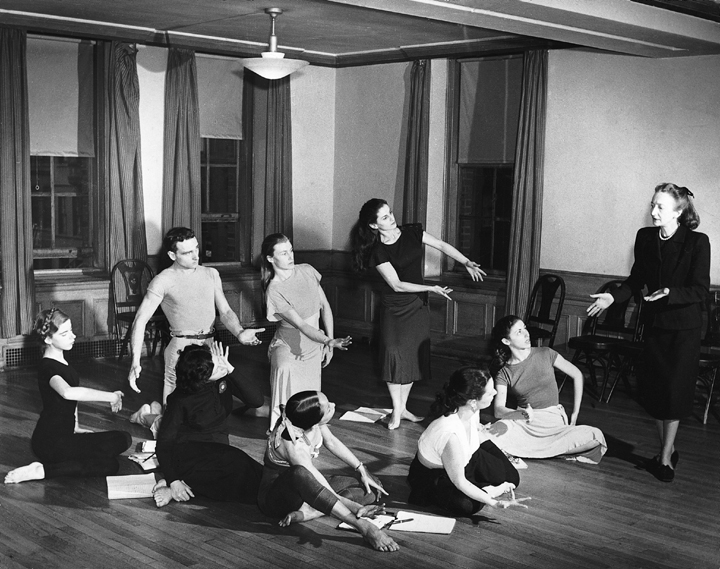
[106,473,156,499]
[338,510,455,534]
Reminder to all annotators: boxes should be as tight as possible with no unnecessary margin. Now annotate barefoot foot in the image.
[130,404,151,425]
[400,410,424,423]
[387,414,401,430]
[279,510,305,527]
[150,401,163,415]
[5,462,45,484]
[360,521,399,552]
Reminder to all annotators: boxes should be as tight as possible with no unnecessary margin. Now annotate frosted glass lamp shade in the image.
[242,51,309,80]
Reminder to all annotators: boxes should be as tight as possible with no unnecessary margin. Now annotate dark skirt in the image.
[407,440,519,517]
[379,294,431,384]
[639,326,701,420]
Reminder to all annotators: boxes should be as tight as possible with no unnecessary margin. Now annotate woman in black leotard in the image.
[5,308,131,484]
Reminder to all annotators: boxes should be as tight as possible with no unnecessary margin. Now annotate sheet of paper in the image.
[339,407,392,422]
[338,510,455,534]
[106,473,156,499]
[128,452,159,471]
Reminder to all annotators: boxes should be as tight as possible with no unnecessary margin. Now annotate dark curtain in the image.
[162,48,201,234]
[0,28,35,337]
[101,41,147,269]
[402,59,430,225]
[504,50,547,317]
[251,73,293,241]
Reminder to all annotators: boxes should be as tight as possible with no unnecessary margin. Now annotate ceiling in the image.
[2,0,720,66]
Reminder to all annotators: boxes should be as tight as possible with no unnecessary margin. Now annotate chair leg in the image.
[119,326,132,360]
[702,367,718,425]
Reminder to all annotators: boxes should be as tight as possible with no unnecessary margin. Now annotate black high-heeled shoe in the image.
[647,455,675,482]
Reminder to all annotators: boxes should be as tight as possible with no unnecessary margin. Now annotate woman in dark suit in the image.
[587,183,710,482]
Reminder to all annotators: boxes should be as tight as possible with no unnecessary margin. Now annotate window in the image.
[31,157,94,270]
[27,36,98,271]
[200,137,252,264]
[446,56,522,274]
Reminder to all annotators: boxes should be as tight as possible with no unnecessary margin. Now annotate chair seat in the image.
[527,326,552,340]
[698,351,720,367]
[568,335,623,351]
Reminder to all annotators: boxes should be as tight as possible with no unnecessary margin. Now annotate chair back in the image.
[584,279,642,340]
[111,259,155,314]
[524,273,566,348]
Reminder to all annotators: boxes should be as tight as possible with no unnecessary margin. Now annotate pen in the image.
[142,452,156,463]
[382,518,414,529]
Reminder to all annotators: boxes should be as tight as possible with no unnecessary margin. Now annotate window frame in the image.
[444,55,522,278]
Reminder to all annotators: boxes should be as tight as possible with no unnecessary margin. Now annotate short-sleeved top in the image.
[147,265,220,332]
[495,347,560,410]
[266,264,322,326]
[370,223,425,304]
[34,358,79,438]
[417,413,480,469]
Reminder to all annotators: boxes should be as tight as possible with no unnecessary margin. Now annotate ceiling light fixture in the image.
[241,8,309,80]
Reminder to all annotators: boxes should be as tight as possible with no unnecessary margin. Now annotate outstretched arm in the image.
[50,375,123,412]
[214,279,265,345]
[318,286,337,367]
[375,262,454,300]
[422,232,485,281]
[493,384,529,421]
[128,293,163,392]
[274,307,352,350]
[321,425,388,498]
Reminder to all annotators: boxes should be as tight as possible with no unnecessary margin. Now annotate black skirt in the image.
[379,294,430,384]
[639,326,701,420]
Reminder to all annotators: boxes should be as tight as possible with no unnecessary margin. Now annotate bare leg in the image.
[5,462,45,484]
[657,419,679,468]
[387,383,423,430]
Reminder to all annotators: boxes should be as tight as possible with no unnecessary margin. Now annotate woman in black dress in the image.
[351,198,485,429]
[587,183,710,482]
[5,309,131,484]
[152,342,265,506]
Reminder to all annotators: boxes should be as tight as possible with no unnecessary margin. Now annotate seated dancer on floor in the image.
[488,315,607,464]
[257,390,398,552]
[5,309,131,484]
[150,342,265,507]
[407,367,530,517]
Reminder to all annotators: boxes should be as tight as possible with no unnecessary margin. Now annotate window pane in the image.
[208,167,237,213]
[31,156,93,270]
[201,222,239,263]
[208,139,237,165]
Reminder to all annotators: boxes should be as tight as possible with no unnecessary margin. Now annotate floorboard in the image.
[1,342,719,568]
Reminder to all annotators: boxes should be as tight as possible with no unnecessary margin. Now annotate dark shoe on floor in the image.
[647,457,674,482]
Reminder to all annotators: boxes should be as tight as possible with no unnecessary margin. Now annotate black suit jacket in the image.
[610,225,710,330]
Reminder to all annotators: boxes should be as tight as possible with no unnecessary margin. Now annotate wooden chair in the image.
[698,290,720,424]
[524,273,566,349]
[110,259,168,360]
[566,280,641,398]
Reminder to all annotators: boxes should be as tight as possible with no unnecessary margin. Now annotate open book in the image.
[339,407,392,423]
[338,510,456,534]
[106,473,156,499]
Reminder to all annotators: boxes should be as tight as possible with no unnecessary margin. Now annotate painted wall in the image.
[290,66,336,250]
[543,50,720,284]
[332,62,411,250]
[136,46,167,256]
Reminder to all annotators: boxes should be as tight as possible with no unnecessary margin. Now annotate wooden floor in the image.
[1,342,719,569]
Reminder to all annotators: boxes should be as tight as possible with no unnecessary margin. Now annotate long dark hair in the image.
[654,182,700,230]
[429,366,492,420]
[350,198,387,273]
[175,344,214,394]
[33,308,70,345]
[260,233,290,291]
[490,315,522,376]
[283,390,324,432]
